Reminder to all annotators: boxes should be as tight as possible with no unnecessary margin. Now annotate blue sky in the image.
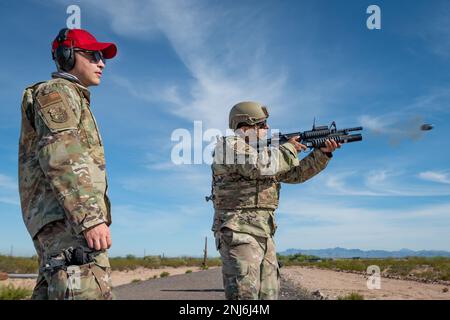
[0,0,449,257]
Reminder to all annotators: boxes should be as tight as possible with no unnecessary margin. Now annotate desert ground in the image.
[2,265,449,299]
[0,266,210,291]
[281,266,450,300]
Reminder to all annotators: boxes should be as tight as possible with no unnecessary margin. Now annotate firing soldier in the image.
[18,28,117,299]
[210,101,341,300]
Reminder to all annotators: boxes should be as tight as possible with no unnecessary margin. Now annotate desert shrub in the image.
[109,255,221,271]
[277,254,450,282]
[338,292,364,300]
[0,285,32,300]
[0,255,39,274]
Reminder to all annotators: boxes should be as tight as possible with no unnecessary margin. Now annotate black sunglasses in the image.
[74,49,106,64]
[255,120,268,129]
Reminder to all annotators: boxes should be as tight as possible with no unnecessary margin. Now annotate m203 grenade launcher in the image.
[267,120,363,149]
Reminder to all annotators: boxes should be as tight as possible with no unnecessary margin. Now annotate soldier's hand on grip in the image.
[320,139,341,153]
[83,223,112,250]
[288,136,307,153]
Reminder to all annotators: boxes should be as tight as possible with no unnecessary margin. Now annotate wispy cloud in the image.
[0,197,19,206]
[0,174,16,190]
[42,0,450,255]
[311,169,450,197]
[356,84,450,147]
[109,203,214,256]
[121,164,210,197]
[276,200,450,251]
[418,171,450,184]
[0,173,19,206]
[75,0,383,132]
[85,0,288,130]
[109,75,184,106]
[422,2,450,59]
[323,172,383,196]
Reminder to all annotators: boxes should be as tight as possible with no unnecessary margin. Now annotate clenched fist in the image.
[83,223,112,251]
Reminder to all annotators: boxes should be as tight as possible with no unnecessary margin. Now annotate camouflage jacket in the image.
[19,76,111,238]
[211,134,330,237]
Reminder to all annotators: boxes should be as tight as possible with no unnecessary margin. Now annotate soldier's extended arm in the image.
[34,83,108,234]
[214,137,301,179]
[277,146,331,184]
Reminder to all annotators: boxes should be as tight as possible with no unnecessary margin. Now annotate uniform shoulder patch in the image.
[35,90,78,132]
[231,137,254,155]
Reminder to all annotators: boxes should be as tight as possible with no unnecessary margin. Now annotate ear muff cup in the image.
[55,45,75,72]
[53,28,76,72]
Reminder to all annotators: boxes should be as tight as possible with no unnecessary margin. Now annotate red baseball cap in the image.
[52,28,117,59]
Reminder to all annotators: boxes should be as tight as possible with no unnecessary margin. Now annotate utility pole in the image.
[202,237,208,269]
[10,245,13,257]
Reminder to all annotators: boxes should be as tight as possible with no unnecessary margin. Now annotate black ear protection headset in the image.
[52,28,76,72]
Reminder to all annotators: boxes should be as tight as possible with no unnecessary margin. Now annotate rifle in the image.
[264,120,363,149]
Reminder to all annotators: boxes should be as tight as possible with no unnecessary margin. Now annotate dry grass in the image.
[278,254,450,282]
[0,254,222,273]
[337,292,364,300]
[0,284,32,300]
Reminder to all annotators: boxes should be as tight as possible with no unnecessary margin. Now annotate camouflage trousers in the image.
[217,228,280,300]
[31,219,114,300]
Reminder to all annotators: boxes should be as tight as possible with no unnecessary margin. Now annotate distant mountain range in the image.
[279,247,450,258]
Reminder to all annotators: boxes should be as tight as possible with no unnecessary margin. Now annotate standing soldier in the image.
[210,101,341,300]
[18,28,117,300]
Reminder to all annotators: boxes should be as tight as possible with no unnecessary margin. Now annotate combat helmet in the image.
[229,101,269,130]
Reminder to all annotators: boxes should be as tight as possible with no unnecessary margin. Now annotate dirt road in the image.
[114,268,313,300]
[5,265,448,300]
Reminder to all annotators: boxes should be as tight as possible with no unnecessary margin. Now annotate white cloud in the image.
[418,171,450,184]
[112,204,186,233]
[0,174,19,206]
[407,86,450,114]
[109,75,184,106]
[366,170,389,186]
[121,164,211,197]
[0,197,19,206]
[358,115,390,134]
[276,200,450,251]
[83,0,289,130]
[108,203,215,256]
[358,113,432,146]
[423,3,450,59]
[324,172,383,196]
[356,83,450,149]
[312,169,450,197]
[0,174,17,190]
[68,0,388,134]
[358,84,450,133]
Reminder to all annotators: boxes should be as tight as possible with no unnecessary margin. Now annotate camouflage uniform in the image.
[19,75,113,300]
[211,133,331,299]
